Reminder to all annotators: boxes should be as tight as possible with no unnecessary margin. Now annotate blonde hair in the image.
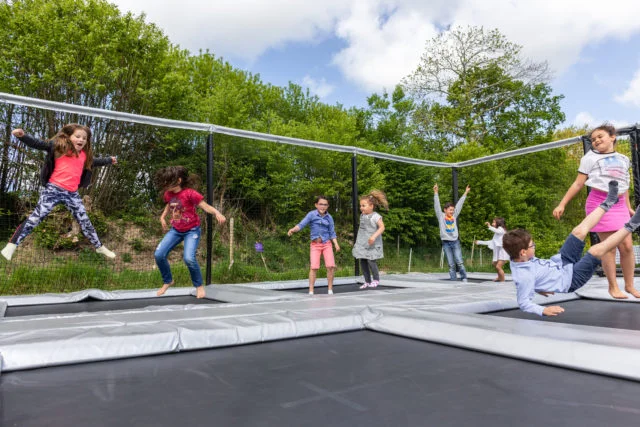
[360,190,389,210]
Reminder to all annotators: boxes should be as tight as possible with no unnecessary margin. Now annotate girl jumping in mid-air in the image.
[353,190,388,289]
[288,196,340,295]
[154,166,226,299]
[475,217,509,282]
[553,124,640,299]
[1,125,117,261]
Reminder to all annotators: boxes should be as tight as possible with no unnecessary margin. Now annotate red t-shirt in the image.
[49,151,86,191]
[163,188,204,232]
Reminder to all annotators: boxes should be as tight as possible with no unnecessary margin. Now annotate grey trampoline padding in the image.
[281,283,402,294]
[489,299,640,330]
[364,306,640,381]
[5,295,221,317]
[0,287,195,306]
[3,274,640,383]
[3,330,640,427]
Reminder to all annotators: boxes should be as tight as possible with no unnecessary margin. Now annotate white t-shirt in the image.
[578,150,630,193]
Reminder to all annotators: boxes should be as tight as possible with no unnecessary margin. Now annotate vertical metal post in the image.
[351,153,360,276]
[206,133,214,286]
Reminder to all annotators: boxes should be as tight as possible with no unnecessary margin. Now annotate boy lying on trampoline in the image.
[503,181,640,316]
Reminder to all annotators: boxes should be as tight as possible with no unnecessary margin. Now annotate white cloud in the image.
[109,0,640,93]
[573,112,630,129]
[110,0,349,61]
[301,75,335,98]
[573,111,597,127]
[615,68,640,107]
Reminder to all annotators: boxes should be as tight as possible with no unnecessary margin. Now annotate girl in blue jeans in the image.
[154,166,226,298]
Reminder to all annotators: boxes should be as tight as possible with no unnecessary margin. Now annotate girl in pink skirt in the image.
[554,124,639,299]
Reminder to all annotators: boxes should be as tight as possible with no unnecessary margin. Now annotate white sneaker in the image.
[1,243,17,261]
[462,278,468,283]
[328,289,334,295]
[309,291,314,295]
[96,245,116,259]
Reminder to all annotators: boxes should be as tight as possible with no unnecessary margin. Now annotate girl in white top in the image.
[553,124,639,299]
[475,217,509,281]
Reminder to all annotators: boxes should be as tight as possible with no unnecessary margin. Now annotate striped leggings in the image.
[10,183,102,248]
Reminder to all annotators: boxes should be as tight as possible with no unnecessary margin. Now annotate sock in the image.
[96,245,116,259]
[599,180,619,212]
[624,205,640,232]
[1,243,17,261]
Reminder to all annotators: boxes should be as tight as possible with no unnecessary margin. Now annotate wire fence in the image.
[1,93,639,294]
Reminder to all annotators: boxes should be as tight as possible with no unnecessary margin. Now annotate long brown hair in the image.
[52,124,93,170]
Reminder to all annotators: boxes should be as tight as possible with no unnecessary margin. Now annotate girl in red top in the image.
[154,166,226,298]
[1,124,116,261]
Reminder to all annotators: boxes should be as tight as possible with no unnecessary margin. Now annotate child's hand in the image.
[433,183,438,194]
[367,237,375,245]
[287,228,296,237]
[464,185,471,195]
[474,240,478,245]
[215,212,226,224]
[12,129,25,138]
[552,205,565,220]
[160,218,168,232]
[334,242,340,252]
[485,222,490,227]
[542,306,564,316]
[536,291,555,297]
[110,156,118,165]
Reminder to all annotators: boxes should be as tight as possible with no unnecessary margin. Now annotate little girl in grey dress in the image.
[352,190,388,288]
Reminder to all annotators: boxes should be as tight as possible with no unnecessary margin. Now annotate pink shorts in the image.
[310,241,335,269]
[585,189,630,232]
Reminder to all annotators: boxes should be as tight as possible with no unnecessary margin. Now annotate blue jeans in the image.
[442,239,467,280]
[560,234,601,292]
[154,226,203,287]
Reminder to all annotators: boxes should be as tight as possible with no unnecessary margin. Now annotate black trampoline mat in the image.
[280,283,403,294]
[2,330,640,427]
[5,295,222,317]
[489,299,640,330]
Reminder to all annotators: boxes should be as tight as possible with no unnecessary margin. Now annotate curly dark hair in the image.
[154,166,199,191]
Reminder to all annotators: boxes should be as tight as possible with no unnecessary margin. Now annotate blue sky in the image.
[110,0,640,130]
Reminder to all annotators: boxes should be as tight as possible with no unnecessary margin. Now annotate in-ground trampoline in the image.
[2,273,640,426]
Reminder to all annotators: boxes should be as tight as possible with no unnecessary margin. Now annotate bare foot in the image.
[157,282,174,296]
[196,286,206,299]
[625,287,640,298]
[609,288,629,299]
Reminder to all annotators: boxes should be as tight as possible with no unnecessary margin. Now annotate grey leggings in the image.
[10,183,102,248]
[359,258,380,283]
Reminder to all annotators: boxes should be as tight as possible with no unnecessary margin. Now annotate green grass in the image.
[0,235,503,295]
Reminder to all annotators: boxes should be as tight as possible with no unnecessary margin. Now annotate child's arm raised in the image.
[197,201,226,224]
[12,129,52,151]
[553,174,587,219]
[92,156,117,167]
[433,184,443,219]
